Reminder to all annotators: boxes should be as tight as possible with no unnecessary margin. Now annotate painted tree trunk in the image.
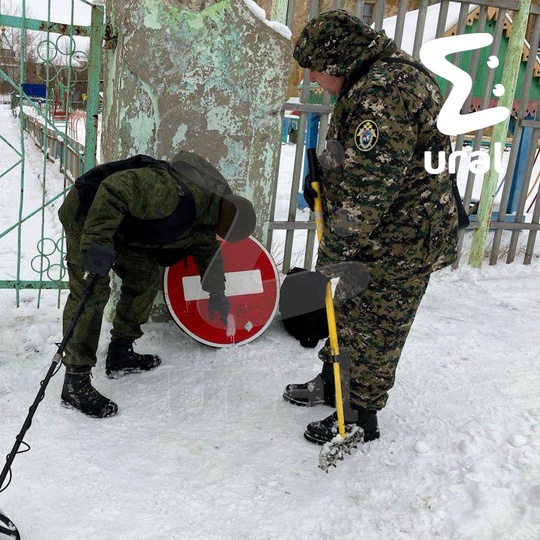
[102,0,291,322]
[103,0,292,242]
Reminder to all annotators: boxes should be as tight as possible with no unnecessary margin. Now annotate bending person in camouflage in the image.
[59,152,256,418]
[283,10,458,444]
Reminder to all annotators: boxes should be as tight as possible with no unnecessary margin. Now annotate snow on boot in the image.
[283,364,335,407]
[304,408,380,445]
[283,375,335,407]
[106,339,161,378]
[61,365,118,418]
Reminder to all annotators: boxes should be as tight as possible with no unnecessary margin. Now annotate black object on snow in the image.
[0,512,19,539]
[279,267,329,348]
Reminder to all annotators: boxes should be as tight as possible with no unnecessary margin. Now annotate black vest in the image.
[75,154,202,247]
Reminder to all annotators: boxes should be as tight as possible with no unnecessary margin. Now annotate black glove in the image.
[302,173,319,212]
[82,243,117,277]
[208,292,230,325]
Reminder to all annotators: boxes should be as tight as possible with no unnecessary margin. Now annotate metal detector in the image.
[0,244,116,539]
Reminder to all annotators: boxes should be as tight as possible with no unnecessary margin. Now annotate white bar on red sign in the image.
[181,270,264,301]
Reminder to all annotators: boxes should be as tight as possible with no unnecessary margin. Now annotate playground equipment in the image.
[51,87,68,121]
[68,110,87,142]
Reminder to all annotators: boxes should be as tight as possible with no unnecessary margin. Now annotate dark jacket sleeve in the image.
[190,232,226,294]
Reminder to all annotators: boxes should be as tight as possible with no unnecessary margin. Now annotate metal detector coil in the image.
[0,513,19,540]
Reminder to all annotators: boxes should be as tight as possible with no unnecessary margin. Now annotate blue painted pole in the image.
[508,114,534,214]
[297,113,321,209]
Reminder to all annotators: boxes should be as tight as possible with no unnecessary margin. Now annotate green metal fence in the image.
[0,0,104,306]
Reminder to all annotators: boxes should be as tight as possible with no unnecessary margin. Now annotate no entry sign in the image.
[163,237,279,347]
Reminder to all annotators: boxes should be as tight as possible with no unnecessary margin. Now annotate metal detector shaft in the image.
[0,273,100,491]
[307,148,346,439]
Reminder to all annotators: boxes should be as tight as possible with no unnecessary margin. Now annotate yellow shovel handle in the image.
[312,181,346,439]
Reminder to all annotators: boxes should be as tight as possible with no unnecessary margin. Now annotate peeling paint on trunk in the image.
[103,0,291,243]
[172,124,189,146]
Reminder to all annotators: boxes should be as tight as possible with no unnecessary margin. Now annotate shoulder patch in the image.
[354,120,379,152]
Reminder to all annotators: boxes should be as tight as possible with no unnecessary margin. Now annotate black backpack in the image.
[72,154,233,264]
[279,267,329,348]
[74,154,166,219]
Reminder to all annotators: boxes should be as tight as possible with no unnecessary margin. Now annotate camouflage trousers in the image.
[318,273,430,411]
[59,189,161,367]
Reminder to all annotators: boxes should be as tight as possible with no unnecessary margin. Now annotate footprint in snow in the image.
[508,434,528,448]
[458,436,480,455]
[414,441,430,454]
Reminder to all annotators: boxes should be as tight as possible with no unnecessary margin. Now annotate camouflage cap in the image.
[293,9,380,76]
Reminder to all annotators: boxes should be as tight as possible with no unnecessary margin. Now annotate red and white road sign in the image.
[163,236,279,347]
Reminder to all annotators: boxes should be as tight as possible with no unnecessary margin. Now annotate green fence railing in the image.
[0,1,104,306]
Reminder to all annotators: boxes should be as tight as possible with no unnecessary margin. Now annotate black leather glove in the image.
[82,243,117,277]
[208,292,230,325]
[303,173,317,212]
[302,172,320,212]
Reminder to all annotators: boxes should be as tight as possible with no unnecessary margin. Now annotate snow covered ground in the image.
[1,104,540,539]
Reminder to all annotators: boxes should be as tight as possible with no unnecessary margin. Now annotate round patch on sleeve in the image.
[354,120,379,152]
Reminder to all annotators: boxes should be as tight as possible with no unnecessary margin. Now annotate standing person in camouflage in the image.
[59,152,256,419]
[283,10,459,444]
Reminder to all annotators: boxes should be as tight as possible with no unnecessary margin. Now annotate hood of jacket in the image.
[293,9,396,78]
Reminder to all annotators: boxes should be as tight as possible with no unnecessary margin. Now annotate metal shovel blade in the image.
[318,428,364,473]
[0,512,19,540]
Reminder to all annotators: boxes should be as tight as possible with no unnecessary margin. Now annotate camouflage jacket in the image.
[75,164,226,292]
[295,11,459,282]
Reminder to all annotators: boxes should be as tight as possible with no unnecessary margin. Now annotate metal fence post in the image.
[84,4,105,172]
[469,0,532,267]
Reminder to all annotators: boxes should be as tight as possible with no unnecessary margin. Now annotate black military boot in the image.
[106,338,161,379]
[283,363,335,407]
[61,365,118,418]
[303,405,380,445]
